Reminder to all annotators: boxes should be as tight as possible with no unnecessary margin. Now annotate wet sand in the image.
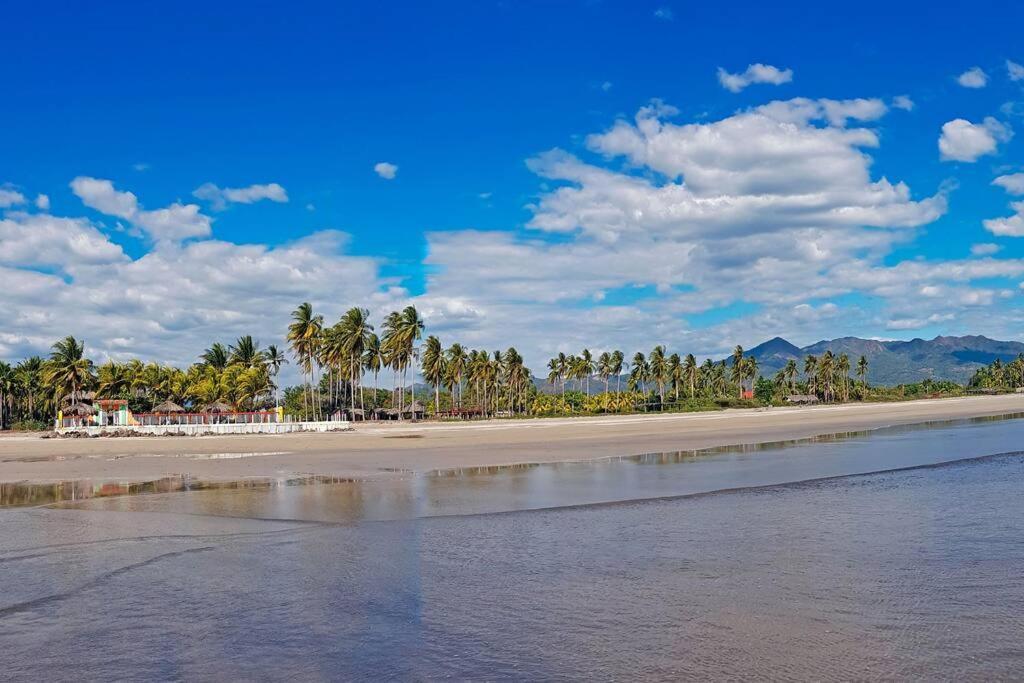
[2,394,1023,484]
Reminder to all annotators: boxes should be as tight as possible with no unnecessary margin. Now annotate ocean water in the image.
[2,417,1024,680]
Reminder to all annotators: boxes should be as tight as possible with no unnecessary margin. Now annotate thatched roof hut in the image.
[64,401,97,416]
[202,400,233,413]
[152,400,186,413]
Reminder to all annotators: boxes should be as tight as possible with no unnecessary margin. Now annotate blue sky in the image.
[2,0,1024,373]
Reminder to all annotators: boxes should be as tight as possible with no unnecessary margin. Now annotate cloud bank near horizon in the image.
[2,89,1022,378]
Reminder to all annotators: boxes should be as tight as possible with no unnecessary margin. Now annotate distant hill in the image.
[743,334,1024,385]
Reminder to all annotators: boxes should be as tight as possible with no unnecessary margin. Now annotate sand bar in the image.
[2,394,1023,485]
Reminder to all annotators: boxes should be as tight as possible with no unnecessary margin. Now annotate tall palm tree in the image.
[631,352,649,395]
[837,353,851,401]
[668,353,682,401]
[597,351,612,393]
[363,333,384,408]
[264,344,287,407]
[287,302,324,420]
[856,355,869,389]
[611,350,624,392]
[683,353,698,398]
[580,349,594,395]
[730,346,745,397]
[784,359,798,393]
[339,307,374,414]
[648,345,667,403]
[804,355,818,397]
[0,361,13,429]
[445,343,468,408]
[422,335,445,414]
[744,356,759,397]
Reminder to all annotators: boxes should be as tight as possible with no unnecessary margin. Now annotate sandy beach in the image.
[1,394,1022,485]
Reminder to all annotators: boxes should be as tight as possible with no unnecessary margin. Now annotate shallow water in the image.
[2,417,1024,679]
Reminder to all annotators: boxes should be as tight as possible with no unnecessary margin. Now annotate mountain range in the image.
[742,335,1024,385]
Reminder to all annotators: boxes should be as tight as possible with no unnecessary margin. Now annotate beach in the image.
[2,394,1023,485]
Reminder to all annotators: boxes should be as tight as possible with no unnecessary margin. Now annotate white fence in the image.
[56,420,351,437]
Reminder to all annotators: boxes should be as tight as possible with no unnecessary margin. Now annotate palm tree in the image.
[264,344,287,407]
[784,359,798,393]
[630,352,649,395]
[648,345,667,403]
[837,353,851,401]
[228,335,263,369]
[446,343,468,408]
[668,353,682,401]
[580,349,594,395]
[46,336,95,411]
[804,355,818,397]
[597,351,612,393]
[0,361,13,429]
[362,332,384,409]
[744,356,758,397]
[201,343,229,371]
[683,353,698,398]
[730,346,745,397]
[422,335,445,414]
[610,350,624,392]
[287,302,324,420]
[339,307,374,415]
[856,355,869,389]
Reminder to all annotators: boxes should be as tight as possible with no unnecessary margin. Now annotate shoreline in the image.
[2,394,1024,486]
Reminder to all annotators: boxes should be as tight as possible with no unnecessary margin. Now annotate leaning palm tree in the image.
[421,335,445,414]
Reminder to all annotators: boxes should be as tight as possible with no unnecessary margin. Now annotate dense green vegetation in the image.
[0,302,990,430]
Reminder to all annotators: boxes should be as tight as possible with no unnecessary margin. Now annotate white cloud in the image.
[984,202,1024,237]
[653,7,673,20]
[35,194,50,211]
[938,117,1012,162]
[71,176,212,241]
[993,173,1024,195]
[717,63,793,93]
[0,212,125,268]
[957,67,989,88]
[374,162,398,180]
[971,242,1002,256]
[0,188,27,208]
[892,95,915,111]
[1007,60,1024,82]
[600,81,612,92]
[193,182,289,211]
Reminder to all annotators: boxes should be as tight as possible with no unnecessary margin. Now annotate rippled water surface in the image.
[2,417,1024,680]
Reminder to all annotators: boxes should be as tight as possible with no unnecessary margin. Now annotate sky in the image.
[2,0,1024,379]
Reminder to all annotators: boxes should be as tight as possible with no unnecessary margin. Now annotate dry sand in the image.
[2,394,1023,484]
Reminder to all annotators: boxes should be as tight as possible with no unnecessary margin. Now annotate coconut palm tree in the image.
[339,307,374,414]
[856,355,869,389]
[730,346,745,397]
[611,350,624,392]
[837,353,851,401]
[683,353,698,398]
[597,351,612,393]
[648,345,667,403]
[445,343,468,408]
[264,344,287,407]
[287,302,324,420]
[579,349,594,395]
[201,343,229,371]
[45,336,96,411]
[362,332,384,408]
[229,335,263,370]
[744,356,758,397]
[784,359,798,393]
[630,352,649,395]
[0,361,13,429]
[422,335,445,414]
[804,355,818,397]
[668,353,682,401]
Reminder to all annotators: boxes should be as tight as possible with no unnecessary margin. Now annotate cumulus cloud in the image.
[993,173,1024,195]
[1007,60,1024,82]
[374,162,398,179]
[938,117,1012,162]
[717,63,793,93]
[0,188,27,207]
[957,67,989,88]
[35,194,50,211]
[0,212,125,268]
[892,95,915,111]
[193,182,289,211]
[414,97,974,365]
[71,176,212,241]
[984,202,1024,237]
